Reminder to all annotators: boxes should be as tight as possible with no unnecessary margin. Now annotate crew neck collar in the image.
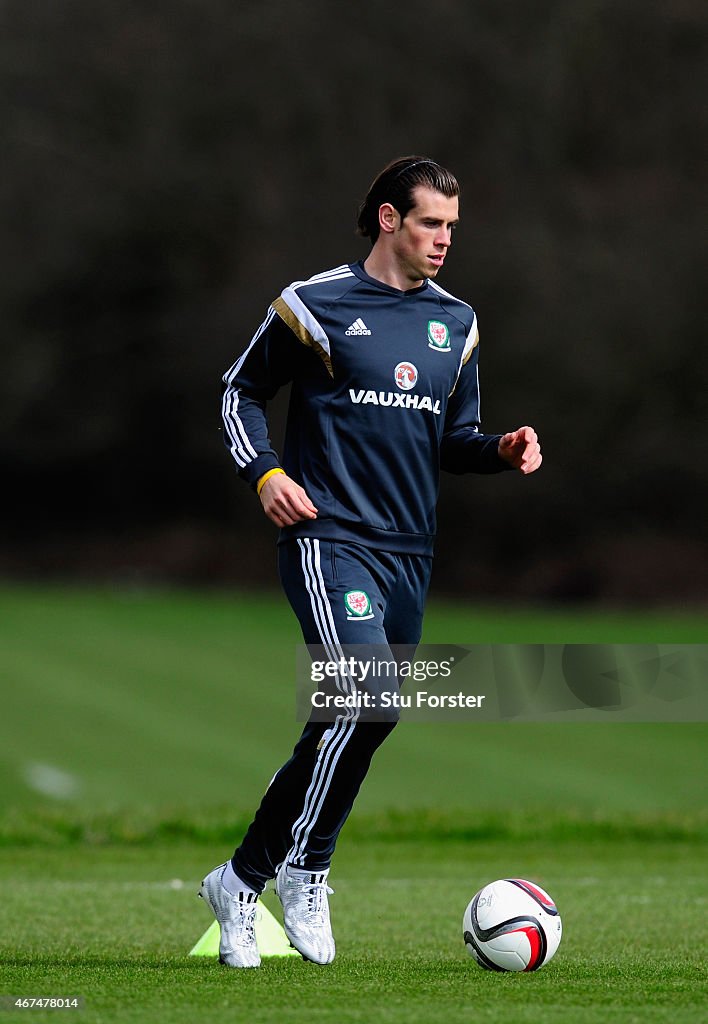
[350,260,429,296]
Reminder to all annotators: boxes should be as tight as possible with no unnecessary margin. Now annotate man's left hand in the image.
[498,426,542,475]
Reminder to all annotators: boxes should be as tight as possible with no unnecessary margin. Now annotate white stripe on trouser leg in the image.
[293,541,360,859]
[298,538,356,702]
[297,539,338,673]
[289,539,359,867]
[289,540,355,865]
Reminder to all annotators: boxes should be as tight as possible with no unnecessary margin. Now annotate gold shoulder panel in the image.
[272,296,333,378]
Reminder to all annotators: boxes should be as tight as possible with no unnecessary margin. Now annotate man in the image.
[199,156,542,968]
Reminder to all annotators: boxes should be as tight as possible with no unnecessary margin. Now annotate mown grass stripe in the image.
[1,806,705,846]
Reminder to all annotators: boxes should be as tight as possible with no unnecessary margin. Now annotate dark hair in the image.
[356,156,460,244]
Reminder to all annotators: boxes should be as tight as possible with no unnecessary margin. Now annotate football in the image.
[463,878,562,972]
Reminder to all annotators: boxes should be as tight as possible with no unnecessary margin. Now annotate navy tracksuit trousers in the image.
[232,538,432,892]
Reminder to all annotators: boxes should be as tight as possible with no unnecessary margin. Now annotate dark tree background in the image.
[1,0,706,603]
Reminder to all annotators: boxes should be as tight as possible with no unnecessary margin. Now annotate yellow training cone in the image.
[190,899,299,958]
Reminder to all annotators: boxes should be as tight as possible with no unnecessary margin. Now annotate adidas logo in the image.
[345,318,372,336]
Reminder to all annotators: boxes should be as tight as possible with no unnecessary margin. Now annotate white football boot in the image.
[275,862,335,964]
[198,863,260,968]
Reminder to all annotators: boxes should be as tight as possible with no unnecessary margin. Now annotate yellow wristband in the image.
[256,468,285,495]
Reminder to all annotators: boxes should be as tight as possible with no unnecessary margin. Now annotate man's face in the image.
[391,186,459,285]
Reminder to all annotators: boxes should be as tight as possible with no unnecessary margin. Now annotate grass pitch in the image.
[0,585,705,1022]
[0,836,705,1024]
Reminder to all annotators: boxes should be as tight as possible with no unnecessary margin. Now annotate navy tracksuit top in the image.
[222,260,510,556]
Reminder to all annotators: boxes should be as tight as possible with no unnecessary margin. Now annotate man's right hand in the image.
[259,473,318,527]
